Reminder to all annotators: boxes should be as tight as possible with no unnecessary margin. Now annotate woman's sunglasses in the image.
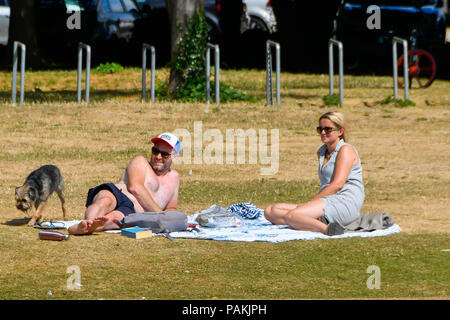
[316,126,341,134]
[152,146,172,159]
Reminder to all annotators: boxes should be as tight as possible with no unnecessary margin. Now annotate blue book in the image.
[121,226,152,239]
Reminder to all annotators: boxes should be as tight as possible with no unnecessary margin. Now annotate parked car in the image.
[333,0,447,86]
[334,0,447,50]
[35,0,144,64]
[243,0,276,33]
[214,0,249,39]
[134,0,221,42]
[16,0,252,67]
[0,0,9,46]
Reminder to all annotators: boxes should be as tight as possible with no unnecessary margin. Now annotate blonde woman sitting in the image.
[264,111,364,236]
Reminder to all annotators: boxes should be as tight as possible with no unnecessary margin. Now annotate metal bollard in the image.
[12,41,26,105]
[77,42,91,103]
[206,43,220,104]
[266,40,280,107]
[392,37,409,100]
[328,38,344,106]
[142,43,155,103]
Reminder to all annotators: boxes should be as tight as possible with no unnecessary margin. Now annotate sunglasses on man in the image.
[316,126,341,134]
[152,146,172,159]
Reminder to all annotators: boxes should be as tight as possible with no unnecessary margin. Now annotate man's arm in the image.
[164,171,179,211]
[126,156,163,212]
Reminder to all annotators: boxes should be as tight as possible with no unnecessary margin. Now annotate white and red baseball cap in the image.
[151,133,181,155]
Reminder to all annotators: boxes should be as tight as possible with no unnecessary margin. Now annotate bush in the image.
[379,95,416,107]
[95,62,124,74]
[322,94,341,106]
[169,10,248,102]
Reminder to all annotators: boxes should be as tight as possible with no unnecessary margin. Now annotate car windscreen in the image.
[65,0,83,11]
[344,0,436,5]
[122,0,138,12]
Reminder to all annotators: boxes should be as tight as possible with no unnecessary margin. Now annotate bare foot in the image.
[94,216,120,231]
[89,217,108,232]
[68,219,106,235]
[68,220,94,235]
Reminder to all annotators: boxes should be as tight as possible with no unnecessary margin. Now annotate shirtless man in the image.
[68,133,181,235]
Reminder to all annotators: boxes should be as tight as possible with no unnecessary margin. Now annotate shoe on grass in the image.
[327,222,345,236]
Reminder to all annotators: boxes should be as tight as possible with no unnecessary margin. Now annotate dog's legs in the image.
[28,201,47,226]
[56,188,68,221]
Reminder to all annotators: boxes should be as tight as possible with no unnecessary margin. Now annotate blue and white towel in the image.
[227,203,263,219]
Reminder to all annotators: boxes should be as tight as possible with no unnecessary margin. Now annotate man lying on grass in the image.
[68,133,181,235]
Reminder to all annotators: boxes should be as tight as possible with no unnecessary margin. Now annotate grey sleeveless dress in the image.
[318,139,365,226]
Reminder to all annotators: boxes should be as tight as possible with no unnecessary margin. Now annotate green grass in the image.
[0,228,448,299]
[379,95,416,107]
[322,94,341,106]
[0,67,449,300]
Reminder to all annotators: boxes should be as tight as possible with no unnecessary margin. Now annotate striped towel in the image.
[227,203,264,219]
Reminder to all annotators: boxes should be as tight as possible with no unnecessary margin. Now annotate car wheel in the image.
[248,16,269,33]
[206,20,220,43]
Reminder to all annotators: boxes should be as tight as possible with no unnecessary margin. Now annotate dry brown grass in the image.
[0,68,449,233]
[0,68,448,299]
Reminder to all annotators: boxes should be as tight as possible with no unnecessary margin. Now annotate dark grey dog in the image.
[15,165,68,226]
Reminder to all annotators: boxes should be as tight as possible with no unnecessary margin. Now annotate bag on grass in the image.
[195,205,241,228]
[118,210,188,234]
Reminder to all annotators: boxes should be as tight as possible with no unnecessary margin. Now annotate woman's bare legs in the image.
[264,199,328,234]
[264,203,298,225]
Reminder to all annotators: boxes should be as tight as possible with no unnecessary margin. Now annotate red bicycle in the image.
[397,49,437,89]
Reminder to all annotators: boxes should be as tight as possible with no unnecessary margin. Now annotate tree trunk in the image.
[165,0,203,94]
[8,0,40,65]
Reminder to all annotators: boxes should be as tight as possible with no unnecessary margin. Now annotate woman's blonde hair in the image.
[319,111,348,141]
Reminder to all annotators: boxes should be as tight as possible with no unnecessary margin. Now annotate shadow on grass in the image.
[282,93,324,100]
[0,89,144,104]
[2,217,31,226]
[0,87,256,104]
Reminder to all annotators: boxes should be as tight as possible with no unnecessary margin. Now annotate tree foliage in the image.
[170,10,208,101]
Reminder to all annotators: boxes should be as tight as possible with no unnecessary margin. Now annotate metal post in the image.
[77,42,91,103]
[206,43,220,104]
[142,43,156,103]
[328,39,344,106]
[392,37,409,100]
[12,41,26,105]
[266,40,280,107]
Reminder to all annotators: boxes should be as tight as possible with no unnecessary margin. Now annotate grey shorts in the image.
[319,194,361,226]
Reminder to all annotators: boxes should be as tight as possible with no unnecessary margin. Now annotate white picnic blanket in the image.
[169,214,402,242]
[58,216,401,242]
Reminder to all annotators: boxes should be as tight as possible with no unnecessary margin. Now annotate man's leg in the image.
[84,189,117,220]
[68,189,118,235]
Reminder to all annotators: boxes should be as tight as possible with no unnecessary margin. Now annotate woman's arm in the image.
[313,145,357,200]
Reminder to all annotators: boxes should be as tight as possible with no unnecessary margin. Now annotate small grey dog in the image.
[15,165,68,226]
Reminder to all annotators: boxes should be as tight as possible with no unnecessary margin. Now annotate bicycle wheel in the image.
[397,49,436,88]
